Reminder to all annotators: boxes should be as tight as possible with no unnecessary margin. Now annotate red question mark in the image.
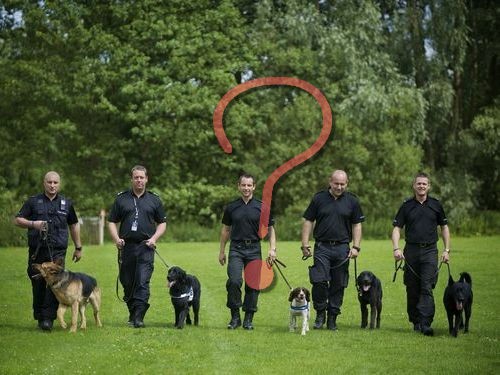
[213,77,332,239]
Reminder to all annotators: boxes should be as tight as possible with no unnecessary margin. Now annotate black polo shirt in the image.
[222,197,274,241]
[17,193,78,249]
[392,196,448,244]
[108,190,167,242]
[303,190,365,243]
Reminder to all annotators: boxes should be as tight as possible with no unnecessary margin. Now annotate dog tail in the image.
[459,272,472,286]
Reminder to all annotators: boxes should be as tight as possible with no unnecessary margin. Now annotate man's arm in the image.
[440,224,451,263]
[219,225,231,266]
[349,222,362,258]
[69,223,82,262]
[108,221,124,250]
[146,222,167,248]
[392,226,404,260]
[267,225,277,262]
[301,219,314,257]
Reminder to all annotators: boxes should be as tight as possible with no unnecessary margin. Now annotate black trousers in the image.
[27,246,66,321]
[120,242,154,314]
[226,242,261,313]
[309,242,350,315]
[403,244,438,326]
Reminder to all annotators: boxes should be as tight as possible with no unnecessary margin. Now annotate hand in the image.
[267,248,277,264]
[393,249,404,261]
[33,220,48,231]
[145,239,156,249]
[441,250,450,263]
[301,245,312,258]
[115,238,125,250]
[348,248,359,259]
[219,252,226,266]
[72,249,82,263]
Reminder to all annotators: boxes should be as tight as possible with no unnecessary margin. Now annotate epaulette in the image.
[346,191,358,198]
[148,190,160,197]
[116,190,128,196]
[403,196,413,203]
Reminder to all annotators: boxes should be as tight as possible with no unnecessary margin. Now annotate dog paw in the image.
[60,322,67,329]
[69,327,77,333]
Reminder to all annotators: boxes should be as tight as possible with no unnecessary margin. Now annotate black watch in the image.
[75,246,82,251]
[352,246,361,252]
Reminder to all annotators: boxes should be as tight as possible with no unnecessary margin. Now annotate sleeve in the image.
[221,205,232,226]
[16,198,33,219]
[351,198,365,224]
[392,204,405,228]
[107,197,122,223]
[435,201,448,226]
[302,197,317,221]
[154,196,167,224]
[67,202,79,225]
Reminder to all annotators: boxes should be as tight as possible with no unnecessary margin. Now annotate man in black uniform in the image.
[218,173,276,330]
[301,170,364,331]
[108,165,167,328]
[15,171,83,331]
[392,172,450,336]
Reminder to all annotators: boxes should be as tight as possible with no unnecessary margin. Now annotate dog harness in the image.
[290,303,309,311]
[171,286,194,302]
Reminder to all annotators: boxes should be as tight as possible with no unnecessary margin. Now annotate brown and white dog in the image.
[288,287,311,335]
[32,259,102,333]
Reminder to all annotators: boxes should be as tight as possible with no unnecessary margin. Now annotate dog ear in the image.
[305,288,311,302]
[448,275,454,286]
[288,289,295,302]
[54,258,64,266]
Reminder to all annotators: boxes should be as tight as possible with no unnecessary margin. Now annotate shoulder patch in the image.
[403,196,413,203]
[117,190,128,196]
[148,190,160,197]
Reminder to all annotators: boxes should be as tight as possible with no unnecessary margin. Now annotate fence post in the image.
[99,209,105,245]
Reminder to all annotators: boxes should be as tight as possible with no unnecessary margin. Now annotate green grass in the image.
[1,237,499,374]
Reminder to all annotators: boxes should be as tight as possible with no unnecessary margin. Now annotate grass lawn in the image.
[0,237,499,374]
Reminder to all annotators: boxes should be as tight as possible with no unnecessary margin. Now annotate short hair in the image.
[131,165,148,176]
[238,173,255,185]
[413,172,430,183]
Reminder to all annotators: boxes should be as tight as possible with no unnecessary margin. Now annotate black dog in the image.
[443,272,473,337]
[167,266,201,329]
[356,271,382,329]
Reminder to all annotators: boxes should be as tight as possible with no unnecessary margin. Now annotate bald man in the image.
[15,171,82,331]
[301,170,365,331]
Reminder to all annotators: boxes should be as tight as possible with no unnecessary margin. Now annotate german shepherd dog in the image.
[167,266,201,329]
[443,272,473,337]
[32,259,102,332]
[356,271,383,329]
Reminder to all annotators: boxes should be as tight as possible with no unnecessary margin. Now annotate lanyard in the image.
[133,197,139,219]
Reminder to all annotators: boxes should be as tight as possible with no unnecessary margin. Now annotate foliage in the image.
[0,0,498,241]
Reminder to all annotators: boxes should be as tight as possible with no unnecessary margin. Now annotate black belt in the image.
[318,241,348,246]
[233,239,260,245]
[408,242,436,248]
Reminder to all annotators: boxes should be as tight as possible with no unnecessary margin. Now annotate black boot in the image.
[133,304,149,328]
[327,313,338,331]
[243,312,254,330]
[313,310,326,329]
[227,309,241,329]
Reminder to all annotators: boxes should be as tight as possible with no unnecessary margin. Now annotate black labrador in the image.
[443,272,473,337]
[356,271,382,329]
[167,266,201,329]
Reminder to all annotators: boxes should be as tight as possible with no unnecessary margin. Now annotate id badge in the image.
[131,220,138,232]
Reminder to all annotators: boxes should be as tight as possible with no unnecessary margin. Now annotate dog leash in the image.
[31,224,54,262]
[270,258,293,290]
[392,259,448,282]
